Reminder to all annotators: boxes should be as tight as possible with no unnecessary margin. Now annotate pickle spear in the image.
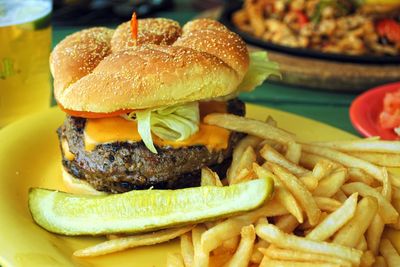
[29,177,273,235]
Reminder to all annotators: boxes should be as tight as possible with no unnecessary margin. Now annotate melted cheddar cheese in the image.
[84,116,230,151]
[61,139,75,160]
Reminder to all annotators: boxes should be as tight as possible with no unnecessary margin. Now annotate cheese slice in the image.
[84,116,230,151]
[61,138,75,160]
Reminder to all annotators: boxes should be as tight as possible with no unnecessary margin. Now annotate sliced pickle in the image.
[29,177,274,235]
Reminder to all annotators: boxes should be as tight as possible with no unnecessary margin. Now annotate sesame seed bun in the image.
[51,19,249,113]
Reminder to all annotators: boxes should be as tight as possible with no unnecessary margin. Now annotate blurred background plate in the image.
[196,3,400,92]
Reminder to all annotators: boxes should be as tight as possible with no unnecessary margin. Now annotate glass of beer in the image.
[0,0,52,127]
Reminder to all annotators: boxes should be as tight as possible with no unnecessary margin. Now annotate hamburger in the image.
[51,17,279,194]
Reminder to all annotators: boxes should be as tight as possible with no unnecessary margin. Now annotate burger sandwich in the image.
[50,17,279,194]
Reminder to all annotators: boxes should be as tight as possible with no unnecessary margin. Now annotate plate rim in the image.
[0,103,357,267]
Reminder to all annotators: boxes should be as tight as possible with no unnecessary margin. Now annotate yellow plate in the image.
[0,104,356,267]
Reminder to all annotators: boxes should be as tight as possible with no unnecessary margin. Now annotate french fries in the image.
[73,225,193,257]
[380,239,400,267]
[259,246,352,266]
[253,163,303,223]
[313,140,400,154]
[269,163,321,226]
[203,114,295,144]
[306,193,358,241]
[332,196,378,248]
[255,223,362,265]
[224,225,255,267]
[341,183,399,224]
[73,114,400,267]
[227,135,262,182]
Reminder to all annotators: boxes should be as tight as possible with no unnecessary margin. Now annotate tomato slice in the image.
[58,104,132,119]
[380,89,400,129]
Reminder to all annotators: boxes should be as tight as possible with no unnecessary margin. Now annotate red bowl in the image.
[350,81,400,140]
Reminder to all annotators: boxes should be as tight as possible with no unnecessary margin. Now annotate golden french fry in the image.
[313,196,343,212]
[222,235,240,253]
[312,140,400,154]
[255,223,362,266]
[348,168,375,186]
[341,182,399,224]
[225,225,256,267]
[192,225,209,267]
[380,239,400,267]
[166,252,185,267]
[260,144,309,177]
[259,246,352,266]
[313,168,348,197]
[181,232,194,267]
[285,142,302,164]
[230,146,257,184]
[389,172,400,188]
[201,202,287,253]
[231,168,257,185]
[388,201,400,230]
[381,168,392,201]
[253,163,303,223]
[299,152,341,170]
[302,144,385,183]
[269,163,321,226]
[250,239,269,264]
[311,160,335,181]
[306,193,358,241]
[227,135,262,182]
[333,196,378,247]
[275,214,299,233]
[361,250,376,267]
[73,225,194,257]
[201,167,222,187]
[259,258,341,267]
[367,214,386,255]
[332,189,348,203]
[209,251,232,267]
[298,212,328,231]
[348,152,400,167]
[393,187,400,200]
[203,114,295,144]
[357,235,368,251]
[299,175,319,191]
[373,256,388,267]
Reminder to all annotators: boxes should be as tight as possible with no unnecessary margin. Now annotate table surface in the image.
[52,2,362,136]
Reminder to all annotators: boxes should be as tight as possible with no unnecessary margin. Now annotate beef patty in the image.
[58,99,245,193]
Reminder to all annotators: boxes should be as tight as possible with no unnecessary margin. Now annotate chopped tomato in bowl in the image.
[380,88,400,134]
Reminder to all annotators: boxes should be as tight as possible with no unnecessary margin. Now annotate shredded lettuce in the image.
[238,51,281,92]
[128,102,200,154]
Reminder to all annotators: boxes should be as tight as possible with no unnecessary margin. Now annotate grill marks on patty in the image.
[58,99,245,193]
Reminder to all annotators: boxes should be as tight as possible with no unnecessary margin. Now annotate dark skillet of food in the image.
[233,0,400,56]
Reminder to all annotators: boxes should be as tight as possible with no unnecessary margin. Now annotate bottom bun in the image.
[62,167,106,195]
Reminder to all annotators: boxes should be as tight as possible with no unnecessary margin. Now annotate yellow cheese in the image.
[61,139,75,160]
[84,117,230,152]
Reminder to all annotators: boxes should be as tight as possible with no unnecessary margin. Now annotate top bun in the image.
[51,18,249,113]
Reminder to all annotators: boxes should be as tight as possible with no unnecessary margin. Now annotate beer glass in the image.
[0,0,52,127]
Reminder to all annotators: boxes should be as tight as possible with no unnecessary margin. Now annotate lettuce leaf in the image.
[130,102,200,154]
[238,51,281,92]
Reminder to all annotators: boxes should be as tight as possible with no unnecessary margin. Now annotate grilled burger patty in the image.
[58,99,245,193]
